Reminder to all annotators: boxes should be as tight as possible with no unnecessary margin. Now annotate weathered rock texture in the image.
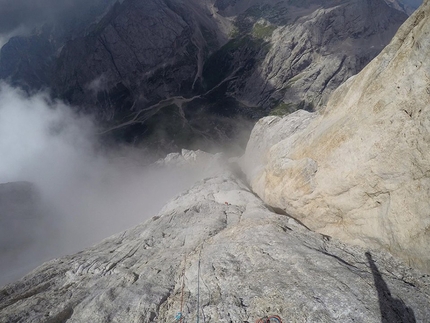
[244,0,430,273]
[231,0,407,111]
[1,174,429,322]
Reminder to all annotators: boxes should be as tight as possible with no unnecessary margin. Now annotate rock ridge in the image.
[1,174,429,322]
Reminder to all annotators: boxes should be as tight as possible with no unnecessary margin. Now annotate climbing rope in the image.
[255,315,283,323]
[196,248,202,323]
[175,255,187,322]
[175,246,204,323]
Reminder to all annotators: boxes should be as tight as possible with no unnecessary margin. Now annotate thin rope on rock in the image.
[176,255,187,322]
[196,249,202,323]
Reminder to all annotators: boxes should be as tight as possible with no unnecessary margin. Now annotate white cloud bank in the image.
[0,83,204,286]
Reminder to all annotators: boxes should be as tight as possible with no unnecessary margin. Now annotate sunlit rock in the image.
[244,0,430,273]
[1,175,429,322]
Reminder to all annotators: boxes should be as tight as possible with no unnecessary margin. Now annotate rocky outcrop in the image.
[1,174,429,322]
[244,0,430,273]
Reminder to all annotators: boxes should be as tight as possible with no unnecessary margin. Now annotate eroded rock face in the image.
[1,175,429,322]
[234,0,407,111]
[244,0,430,272]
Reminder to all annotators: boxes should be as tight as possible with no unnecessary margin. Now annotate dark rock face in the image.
[0,0,407,150]
[386,0,423,14]
[0,36,55,91]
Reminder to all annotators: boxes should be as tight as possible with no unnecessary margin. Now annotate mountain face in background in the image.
[0,0,407,152]
[385,0,421,14]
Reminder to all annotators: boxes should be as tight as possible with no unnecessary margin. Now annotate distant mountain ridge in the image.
[0,0,407,151]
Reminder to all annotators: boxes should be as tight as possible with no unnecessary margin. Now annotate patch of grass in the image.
[252,23,276,39]
[269,102,296,116]
[269,99,316,116]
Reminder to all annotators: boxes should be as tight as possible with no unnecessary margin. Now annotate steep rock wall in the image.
[244,0,430,272]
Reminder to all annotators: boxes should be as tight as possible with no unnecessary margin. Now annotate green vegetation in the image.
[252,23,276,39]
[269,102,296,116]
[270,99,316,116]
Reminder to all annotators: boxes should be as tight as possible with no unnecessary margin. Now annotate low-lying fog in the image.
[0,83,209,287]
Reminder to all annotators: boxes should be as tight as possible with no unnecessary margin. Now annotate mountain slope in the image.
[1,173,429,322]
[0,0,407,150]
[244,0,430,272]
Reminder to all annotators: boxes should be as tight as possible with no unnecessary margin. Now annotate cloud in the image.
[87,74,109,93]
[0,82,207,286]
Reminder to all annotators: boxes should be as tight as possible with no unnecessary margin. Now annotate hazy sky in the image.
[0,82,210,286]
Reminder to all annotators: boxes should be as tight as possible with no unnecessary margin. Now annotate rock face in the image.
[0,0,117,91]
[230,0,407,111]
[0,0,407,149]
[1,174,429,322]
[244,0,430,273]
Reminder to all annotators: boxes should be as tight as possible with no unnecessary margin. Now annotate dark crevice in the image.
[98,34,123,79]
[267,206,312,231]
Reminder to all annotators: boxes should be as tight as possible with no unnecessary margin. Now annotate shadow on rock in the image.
[366,252,416,323]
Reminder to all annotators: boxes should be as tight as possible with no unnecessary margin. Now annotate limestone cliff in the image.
[244,0,430,273]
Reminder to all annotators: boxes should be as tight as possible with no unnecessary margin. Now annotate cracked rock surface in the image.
[244,0,430,273]
[1,175,429,322]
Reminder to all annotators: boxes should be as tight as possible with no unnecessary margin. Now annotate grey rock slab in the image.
[1,175,429,322]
